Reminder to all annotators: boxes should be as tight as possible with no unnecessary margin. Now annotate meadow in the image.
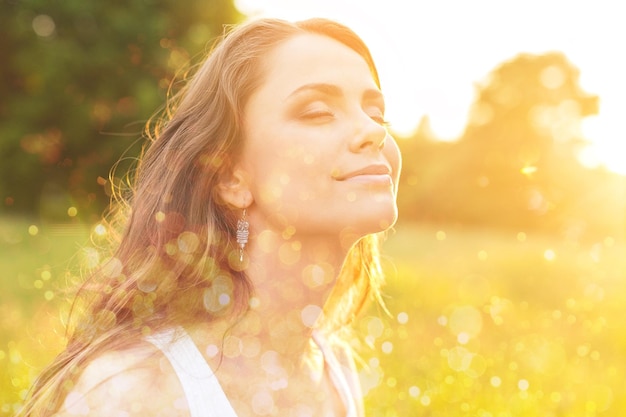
[1,217,625,416]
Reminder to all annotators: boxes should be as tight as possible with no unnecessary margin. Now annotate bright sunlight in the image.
[237,0,626,175]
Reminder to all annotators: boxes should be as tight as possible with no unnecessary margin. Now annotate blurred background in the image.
[1,0,624,415]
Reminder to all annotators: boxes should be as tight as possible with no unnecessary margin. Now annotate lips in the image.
[334,163,392,181]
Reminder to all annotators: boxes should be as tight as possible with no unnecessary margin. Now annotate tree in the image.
[0,0,242,222]
[396,51,621,238]
[458,52,599,230]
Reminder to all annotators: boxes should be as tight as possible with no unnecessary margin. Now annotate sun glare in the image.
[581,115,626,175]
[237,0,626,175]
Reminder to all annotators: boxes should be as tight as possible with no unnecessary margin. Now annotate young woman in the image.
[19,17,401,417]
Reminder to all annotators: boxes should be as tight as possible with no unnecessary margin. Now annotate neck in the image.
[187,229,357,387]
[241,229,349,355]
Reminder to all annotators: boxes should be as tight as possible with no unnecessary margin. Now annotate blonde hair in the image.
[19,17,386,416]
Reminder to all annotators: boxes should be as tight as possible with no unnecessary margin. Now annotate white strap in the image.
[311,331,363,417]
[145,327,238,417]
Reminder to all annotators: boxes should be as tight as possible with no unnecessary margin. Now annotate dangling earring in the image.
[236,209,249,262]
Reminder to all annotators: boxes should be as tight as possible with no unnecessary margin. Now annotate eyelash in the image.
[302,110,334,119]
[370,115,391,126]
[301,111,389,126]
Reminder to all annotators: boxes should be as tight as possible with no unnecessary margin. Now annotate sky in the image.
[235,0,625,174]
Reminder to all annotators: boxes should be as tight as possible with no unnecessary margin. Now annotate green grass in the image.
[0,217,91,416]
[2,218,625,416]
[361,222,626,416]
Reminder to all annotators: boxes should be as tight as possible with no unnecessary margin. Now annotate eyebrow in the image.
[286,82,385,104]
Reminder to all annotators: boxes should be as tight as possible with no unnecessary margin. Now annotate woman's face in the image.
[239,33,401,242]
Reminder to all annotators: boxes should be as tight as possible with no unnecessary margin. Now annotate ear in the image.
[216,165,253,209]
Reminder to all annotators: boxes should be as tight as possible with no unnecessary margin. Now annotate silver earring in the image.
[236,209,249,262]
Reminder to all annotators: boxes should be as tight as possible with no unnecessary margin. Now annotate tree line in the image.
[1,0,242,221]
[396,52,623,240]
[1,1,622,240]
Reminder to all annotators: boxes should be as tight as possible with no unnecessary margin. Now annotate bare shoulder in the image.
[55,341,190,417]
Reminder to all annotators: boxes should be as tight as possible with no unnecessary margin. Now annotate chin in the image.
[374,209,398,233]
[349,204,398,237]
[369,194,398,229]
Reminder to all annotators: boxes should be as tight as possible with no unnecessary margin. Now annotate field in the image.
[1,217,625,416]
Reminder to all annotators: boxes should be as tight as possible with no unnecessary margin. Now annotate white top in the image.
[145,328,238,416]
[145,327,363,417]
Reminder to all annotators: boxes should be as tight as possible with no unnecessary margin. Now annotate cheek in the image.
[250,146,326,206]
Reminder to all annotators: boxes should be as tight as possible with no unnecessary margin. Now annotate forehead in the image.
[257,33,378,98]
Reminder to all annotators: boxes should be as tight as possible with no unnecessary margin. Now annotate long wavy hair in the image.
[18,17,387,416]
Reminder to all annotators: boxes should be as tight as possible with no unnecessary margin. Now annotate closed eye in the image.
[367,108,390,126]
[300,110,335,121]
[370,114,391,126]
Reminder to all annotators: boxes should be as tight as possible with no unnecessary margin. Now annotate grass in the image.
[0,217,91,415]
[360,222,626,416]
[1,217,625,416]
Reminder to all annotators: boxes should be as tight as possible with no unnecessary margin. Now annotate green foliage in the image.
[0,0,242,221]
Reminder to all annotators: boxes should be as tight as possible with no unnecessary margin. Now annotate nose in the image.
[348,114,387,153]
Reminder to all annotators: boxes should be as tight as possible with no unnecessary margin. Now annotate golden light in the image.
[544,249,556,261]
[521,166,538,177]
[93,223,107,236]
[237,0,626,175]
[580,115,626,175]
[81,247,100,269]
